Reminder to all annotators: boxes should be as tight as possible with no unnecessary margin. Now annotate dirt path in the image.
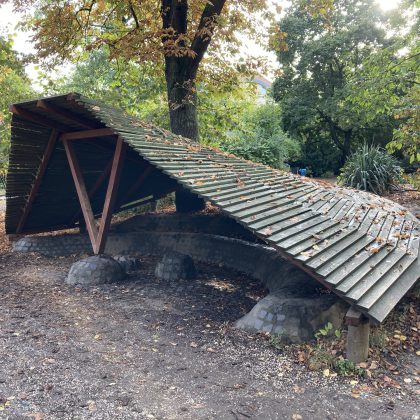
[0,249,418,420]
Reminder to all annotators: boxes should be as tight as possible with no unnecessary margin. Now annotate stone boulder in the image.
[113,255,141,273]
[155,252,196,281]
[235,290,348,343]
[66,255,126,286]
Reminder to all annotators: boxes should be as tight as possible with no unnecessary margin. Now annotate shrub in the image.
[338,144,403,195]
[220,102,301,170]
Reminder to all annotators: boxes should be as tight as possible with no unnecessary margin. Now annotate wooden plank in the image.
[264,212,322,239]
[356,254,416,310]
[63,139,98,250]
[278,219,342,250]
[9,105,68,132]
[248,206,311,230]
[37,100,98,129]
[233,187,316,219]
[345,307,367,327]
[367,256,420,323]
[16,129,59,233]
[60,128,116,141]
[95,137,126,254]
[316,214,390,277]
[346,249,407,302]
[335,246,394,294]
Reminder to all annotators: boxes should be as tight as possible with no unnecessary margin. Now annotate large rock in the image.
[113,255,141,273]
[235,290,348,343]
[155,252,196,281]
[66,255,126,286]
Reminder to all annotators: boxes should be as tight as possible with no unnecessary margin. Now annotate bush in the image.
[338,144,403,195]
[220,102,301,169]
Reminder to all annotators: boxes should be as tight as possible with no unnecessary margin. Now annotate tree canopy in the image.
[12,0,275,140]
[0,36,33,173]
[272,0,396,167]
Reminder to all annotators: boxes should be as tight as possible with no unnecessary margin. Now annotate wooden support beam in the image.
[37,100,97,129]
[346,307,370,363]
[70,158,114,225]
[60,128,116,141]
[96,136,126,254]
[63,139,99,249]
[16,130,59,233]
[9,105,68,132]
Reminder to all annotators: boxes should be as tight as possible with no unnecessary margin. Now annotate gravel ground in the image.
[0,249,419,420]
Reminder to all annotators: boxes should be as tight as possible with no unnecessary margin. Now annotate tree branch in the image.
[189,0,226,77]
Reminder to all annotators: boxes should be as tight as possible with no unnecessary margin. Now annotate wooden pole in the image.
[16,129,59,233]
[60,128,115,141]
[63,139,99,250]
[37,100,98,129]
[345,307,370,363]
[96,136,126,254]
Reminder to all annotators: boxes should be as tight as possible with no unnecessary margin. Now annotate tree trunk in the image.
[342,129,353,166]
[165,57,199,141]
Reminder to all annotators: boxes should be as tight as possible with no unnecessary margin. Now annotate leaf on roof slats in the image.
[355,254,416,310]
[301,229,365,266]
[278,219,342,251]
[266,213,325,241]
[249,206,311,231]
[367,257,420,323]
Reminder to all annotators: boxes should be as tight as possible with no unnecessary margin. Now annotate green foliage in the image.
[315,322,334,339]
[0,36,33,172]
[272,0,396,170]
[42,47,170,128]
[346,0,419,163]
[50,53,300,171]
[335,359,366,377]
[220,102,301,169]
[300,135,342,176]
[337,144,403,195]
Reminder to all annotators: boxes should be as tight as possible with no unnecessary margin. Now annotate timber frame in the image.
[6,93,419,326]
[8,103,160,255]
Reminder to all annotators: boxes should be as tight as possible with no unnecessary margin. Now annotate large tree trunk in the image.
[165,57,199,141]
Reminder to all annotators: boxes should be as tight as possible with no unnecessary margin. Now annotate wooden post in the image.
[63,139,99,249]
[345,307,370,363]
[96,136,126,254]
[16,129,59,233]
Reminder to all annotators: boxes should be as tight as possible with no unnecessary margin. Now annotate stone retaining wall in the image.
[113,213,259,243]
[14,231,317,293]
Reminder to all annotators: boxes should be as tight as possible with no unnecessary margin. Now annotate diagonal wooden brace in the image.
[96,136,126,254]
[63,139,99,249]
[63,136,126,254]
[16,129,59,234]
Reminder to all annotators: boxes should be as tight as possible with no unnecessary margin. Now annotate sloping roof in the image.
[6,93,420,323]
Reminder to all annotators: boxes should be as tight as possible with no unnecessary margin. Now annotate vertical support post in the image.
[63,139,99,250]
[16,129,59,233]
[345,308,370,363]
[96,136,126,254]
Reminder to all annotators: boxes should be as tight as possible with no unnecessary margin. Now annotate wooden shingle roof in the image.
[6,93,420,323]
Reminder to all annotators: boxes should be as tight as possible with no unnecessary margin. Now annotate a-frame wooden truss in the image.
[11,102,127,254]
[63,134,126,254]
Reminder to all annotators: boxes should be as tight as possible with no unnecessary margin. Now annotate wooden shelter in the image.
[6,93,419,325]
